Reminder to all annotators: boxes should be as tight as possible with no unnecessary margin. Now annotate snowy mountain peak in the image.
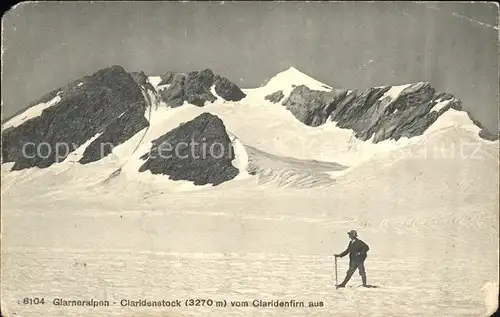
[285,66,299,72]
[279,66,313,79]
[258,66,332,94]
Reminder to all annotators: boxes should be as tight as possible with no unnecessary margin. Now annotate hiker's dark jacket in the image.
[339,239,369,262]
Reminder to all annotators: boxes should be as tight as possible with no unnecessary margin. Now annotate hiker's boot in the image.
[336,283,346,288]
[361,275,367,287]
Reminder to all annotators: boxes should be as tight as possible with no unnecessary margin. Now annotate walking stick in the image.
[334,256,338,289]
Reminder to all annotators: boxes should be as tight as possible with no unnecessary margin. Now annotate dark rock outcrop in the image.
[160,73,187,107]
[282,82,493,142]
[329,83,436,141]
[139,113,239,186]
[130,71,148,86]
[468,114,499,141]
[130,71,157,103]
[368,84,458,142]
[214,75,246,101]
[265,90,285,103]
[478,129,499,141]
[282,85,350,127]
[183,70,217,106]
[158,69,245,107]
[158,71,176,86]
[1,65,149,170]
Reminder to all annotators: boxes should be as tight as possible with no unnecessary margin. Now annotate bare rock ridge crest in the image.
[156,69,246,107]
[276,83,494,143]
[1,65,498,185]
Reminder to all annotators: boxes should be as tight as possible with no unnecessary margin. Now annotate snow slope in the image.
[2,93,62,130]
[1,67,498,317]
[378,83,413,102]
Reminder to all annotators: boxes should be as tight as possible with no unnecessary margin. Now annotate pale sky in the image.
[2,2,498,131]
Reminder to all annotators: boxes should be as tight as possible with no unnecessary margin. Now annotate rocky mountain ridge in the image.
[275,82,484,143]
[1,64,497,186]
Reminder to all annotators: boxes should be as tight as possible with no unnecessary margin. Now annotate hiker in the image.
[335,230,370,288]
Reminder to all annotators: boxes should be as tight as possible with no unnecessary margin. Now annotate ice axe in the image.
[334,255,338,289]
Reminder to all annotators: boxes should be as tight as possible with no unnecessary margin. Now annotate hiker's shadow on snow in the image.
[336,284,381,289]
[364,285,379,288]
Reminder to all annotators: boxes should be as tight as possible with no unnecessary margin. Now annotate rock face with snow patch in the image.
[158,69,245,107]
[130,71,156,92]
[214,75,246,101]
[1,65,149,170]
[265,90,285,103]
[282,85,350,127]
[139,113,239,186]
[281,82,477,142]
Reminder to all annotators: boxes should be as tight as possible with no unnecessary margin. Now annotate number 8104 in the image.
[23,297,45,305]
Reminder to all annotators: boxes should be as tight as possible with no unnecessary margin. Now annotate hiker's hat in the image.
[347,230,358,237]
